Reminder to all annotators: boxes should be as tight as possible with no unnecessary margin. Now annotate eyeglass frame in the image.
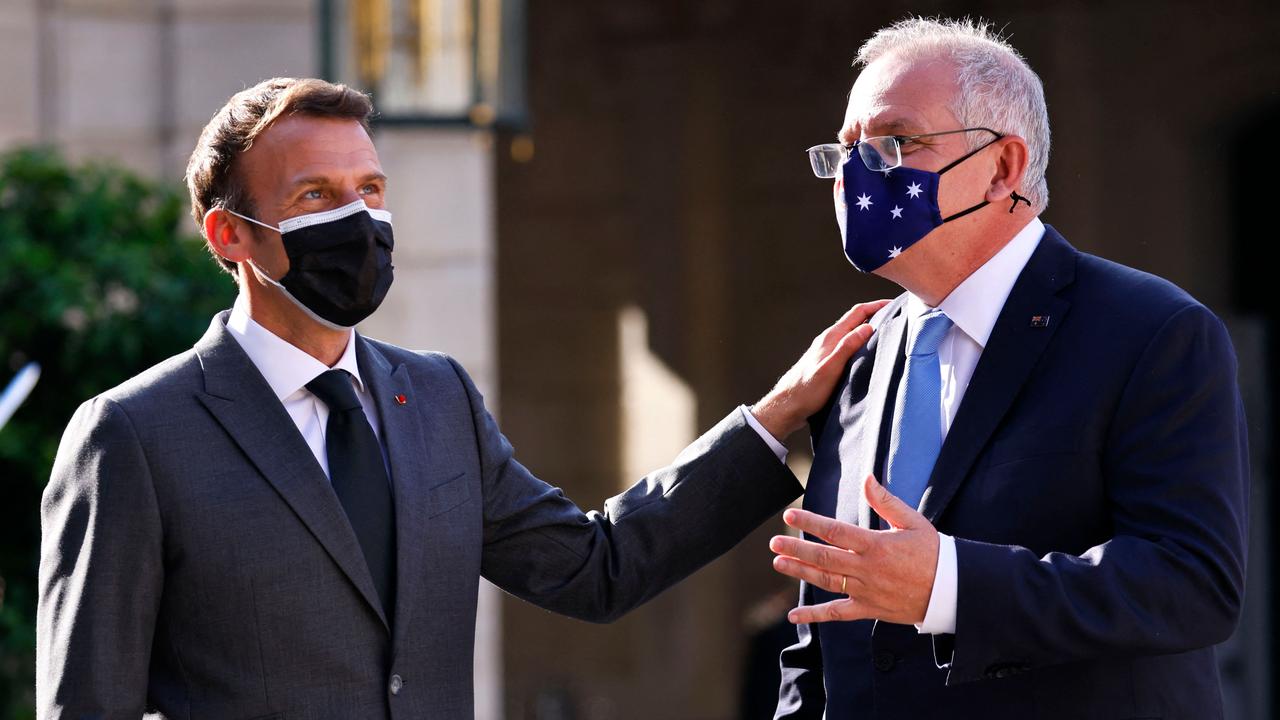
[806,126,1003,178]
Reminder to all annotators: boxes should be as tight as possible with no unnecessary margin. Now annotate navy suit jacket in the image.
[776,225,1249,720]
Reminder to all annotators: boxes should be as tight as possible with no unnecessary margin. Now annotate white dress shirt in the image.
[224,298,384,479]
[907,216,1045,634]
[743,406,791,462]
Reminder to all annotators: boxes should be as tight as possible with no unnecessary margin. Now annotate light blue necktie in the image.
[885,309,953,511]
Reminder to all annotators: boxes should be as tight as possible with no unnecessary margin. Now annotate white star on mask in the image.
[888,246,903,259]
[855,194,873,211]
[906,182,923,199]
[890,206,904,219]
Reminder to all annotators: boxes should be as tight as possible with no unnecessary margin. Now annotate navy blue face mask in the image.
[833,139,1027,272]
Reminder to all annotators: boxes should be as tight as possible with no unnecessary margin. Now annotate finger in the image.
[836,299,892,331]
[772,555,855,595]
[818,299,892,349]
[829,299,892,337]
[782,508,874,553]
[819,323,875,369]
[769,535,862,575]
[787,598,871,625]
[863,473,923,530]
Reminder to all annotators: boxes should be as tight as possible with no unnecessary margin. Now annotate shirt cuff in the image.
[739,405,788,464]
[915,532,957,635]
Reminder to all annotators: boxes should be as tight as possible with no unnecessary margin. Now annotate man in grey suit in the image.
[37,78,883,718]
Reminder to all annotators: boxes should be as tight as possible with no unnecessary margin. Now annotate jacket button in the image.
[873,650,896,672]
[389,674,404,695]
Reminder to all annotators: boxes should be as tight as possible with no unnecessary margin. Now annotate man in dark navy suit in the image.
[761,17,1249,720]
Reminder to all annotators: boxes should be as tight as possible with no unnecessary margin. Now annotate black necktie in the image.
[306,369,396,622]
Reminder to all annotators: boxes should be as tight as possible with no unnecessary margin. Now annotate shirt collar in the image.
[905,216,1045,348]
[225,296,365,402]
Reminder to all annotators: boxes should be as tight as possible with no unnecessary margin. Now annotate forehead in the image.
[842,51,960,136]
[241,115,382,188]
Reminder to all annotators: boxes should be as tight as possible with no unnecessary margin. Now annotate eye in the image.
[302,189,324,200]
[360,183,381,195]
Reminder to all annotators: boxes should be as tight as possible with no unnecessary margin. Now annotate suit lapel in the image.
[194,313,389,631]
[355,338,438,644]
[918,226,1078,523]
[359,338,484,652]
[834,299,908,529]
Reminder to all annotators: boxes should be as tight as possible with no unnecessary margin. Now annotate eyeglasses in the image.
[806,127,1001,178]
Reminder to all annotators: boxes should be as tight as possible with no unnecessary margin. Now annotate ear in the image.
[203,207,253,264]
[985,135,1030,205]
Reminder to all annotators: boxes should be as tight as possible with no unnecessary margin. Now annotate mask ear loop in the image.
[211,206,283,234]
[203,204,288,293]
[941,201,989,223]
[935,135,1006,223]
[936,134,1003,175]
[202,205,286,274]
[944,191,1031,223]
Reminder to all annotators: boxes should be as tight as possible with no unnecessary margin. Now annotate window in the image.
[322,0,526,126]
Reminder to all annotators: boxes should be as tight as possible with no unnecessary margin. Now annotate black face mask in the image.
[225,199,395,329]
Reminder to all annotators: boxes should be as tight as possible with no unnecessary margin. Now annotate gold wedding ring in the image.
[840,575,848,594]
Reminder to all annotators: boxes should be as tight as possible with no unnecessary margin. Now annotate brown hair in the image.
[184,77,375,273]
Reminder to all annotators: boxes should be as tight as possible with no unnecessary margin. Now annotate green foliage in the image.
[0,147,234,717]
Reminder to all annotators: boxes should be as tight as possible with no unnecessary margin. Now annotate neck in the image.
[237,279,350,367]
[876,214,1026,306]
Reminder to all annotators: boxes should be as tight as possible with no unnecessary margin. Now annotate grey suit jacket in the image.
[38,311,802,719]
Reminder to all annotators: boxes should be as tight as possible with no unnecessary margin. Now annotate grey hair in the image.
[855,17,1051,213]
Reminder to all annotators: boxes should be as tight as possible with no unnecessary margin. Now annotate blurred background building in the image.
[1,0,1278,718]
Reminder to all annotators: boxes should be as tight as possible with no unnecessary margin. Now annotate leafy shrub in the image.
[0,147,233,718]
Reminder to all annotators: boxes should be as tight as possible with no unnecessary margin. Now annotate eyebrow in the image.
[837,118,926,144]
[288,172,388,189]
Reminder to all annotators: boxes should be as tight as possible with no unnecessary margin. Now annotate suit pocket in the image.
[425,471,472,518]
[982,423,1089,469]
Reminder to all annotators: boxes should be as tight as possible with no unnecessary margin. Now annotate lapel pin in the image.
[394,394,407,405]
[1030,315,1051,328]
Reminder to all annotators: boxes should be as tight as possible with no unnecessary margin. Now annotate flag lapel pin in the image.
[1030,315,1051,328]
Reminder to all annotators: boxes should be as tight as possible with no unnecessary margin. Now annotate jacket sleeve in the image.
[446,357,803,623]
[774,581,826,719]
[945,304,1250,683]
[38,397,165,718]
